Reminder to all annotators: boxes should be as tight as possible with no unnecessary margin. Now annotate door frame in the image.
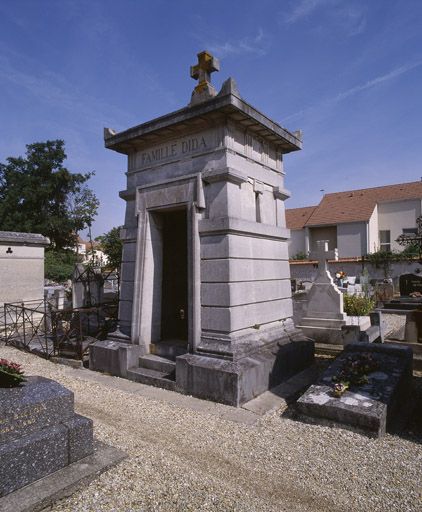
[131,174,204,354]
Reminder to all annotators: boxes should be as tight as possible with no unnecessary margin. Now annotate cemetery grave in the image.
[0,374,94,496]
[297,241,381,345]
[295,343,413,437]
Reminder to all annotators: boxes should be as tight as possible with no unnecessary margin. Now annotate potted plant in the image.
[0,358,26,388]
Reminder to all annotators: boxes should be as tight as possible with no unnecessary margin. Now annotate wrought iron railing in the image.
[2,299,118,360]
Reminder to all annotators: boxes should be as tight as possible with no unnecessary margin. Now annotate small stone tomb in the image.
[296,343,413,437]
[0,376,93,496]
[399,273,422,296]
[375,280,394,303]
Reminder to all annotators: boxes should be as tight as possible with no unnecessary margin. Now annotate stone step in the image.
[139,354,176,373]
[126,366,176,391]
[149,341,187,360]
[361,325,381,343]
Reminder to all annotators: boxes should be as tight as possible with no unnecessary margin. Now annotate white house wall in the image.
[289,229,306,257]
[309,226,337,252]
[378,199,421,252]
[367,206,378,254]
[337,222,367,258]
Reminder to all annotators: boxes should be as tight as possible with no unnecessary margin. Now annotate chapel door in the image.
[160,209,188,342]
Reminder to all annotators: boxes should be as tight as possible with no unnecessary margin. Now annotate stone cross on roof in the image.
[190,51,220,92]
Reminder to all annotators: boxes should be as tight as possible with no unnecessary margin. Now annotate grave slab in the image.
[0,376,94,497]
[295,343,413,437]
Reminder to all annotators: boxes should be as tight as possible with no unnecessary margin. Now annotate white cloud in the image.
[281,0,366,37]
[283,0,326,24]
[205,29,270,58]
[284,60,422,123]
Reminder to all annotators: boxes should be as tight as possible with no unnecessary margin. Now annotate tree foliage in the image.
[44,249,80,283]
[0,140,99,250]
[95,226,123,271]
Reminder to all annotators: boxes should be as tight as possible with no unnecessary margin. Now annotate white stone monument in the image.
[91,51,313,406]
[298,240,371,343]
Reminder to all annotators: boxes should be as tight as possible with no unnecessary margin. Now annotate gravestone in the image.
[296,343,413,437]
[374,280,394,303]
[72,264,104,309]
[0,376,93,496]
[90,50,314,406]
[399,273,422,296]
[297,241,347,343]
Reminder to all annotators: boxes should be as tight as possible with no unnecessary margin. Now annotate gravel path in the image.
[1,344,421,512]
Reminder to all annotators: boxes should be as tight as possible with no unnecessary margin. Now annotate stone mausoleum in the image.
[91,51,313,405]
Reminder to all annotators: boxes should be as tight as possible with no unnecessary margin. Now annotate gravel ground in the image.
[1,344,421,512]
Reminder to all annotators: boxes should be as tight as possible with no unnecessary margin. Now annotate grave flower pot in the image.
[0,368,24,388]
[0,359,26,388]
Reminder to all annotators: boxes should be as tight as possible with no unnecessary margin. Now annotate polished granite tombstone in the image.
[0,376,93,496]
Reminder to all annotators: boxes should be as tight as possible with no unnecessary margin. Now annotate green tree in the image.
[0,140,99,250]
[95,226,123,271]
[44,249,80,283]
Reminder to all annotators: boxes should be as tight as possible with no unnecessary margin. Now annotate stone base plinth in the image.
[89,339,142,377]
[0,377,93,497]
[176,336,314,406]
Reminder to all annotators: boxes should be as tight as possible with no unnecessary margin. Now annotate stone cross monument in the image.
[91,51,313,406]
[298,240,348,342]
[190,50,220,103]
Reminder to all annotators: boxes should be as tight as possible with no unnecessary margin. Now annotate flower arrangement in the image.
[0,358,26,388]
[331,352,378,397]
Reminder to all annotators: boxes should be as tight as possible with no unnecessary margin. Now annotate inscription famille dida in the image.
[140,136,207,167]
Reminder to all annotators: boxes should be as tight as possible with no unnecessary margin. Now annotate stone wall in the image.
[0,232,50,306]
[290,258,422,291]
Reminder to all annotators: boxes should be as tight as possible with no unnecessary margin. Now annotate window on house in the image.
[379,230,391,252]
[403,228,417,235]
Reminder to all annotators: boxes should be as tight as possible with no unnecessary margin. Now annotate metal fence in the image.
[2,299,118,360]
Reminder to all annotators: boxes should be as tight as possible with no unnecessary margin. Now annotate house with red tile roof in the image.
[286,181,422,258]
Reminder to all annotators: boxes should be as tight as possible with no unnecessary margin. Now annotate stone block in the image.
[200,233,288,260]
[89,339,143,377]
[64,414,94,463]
[201,279,291,307]
[176,336,314,406]
[0,377,74,443]
[0,424,69,496]
[201,298,293,332]
[0,377,94,497]
[201,258,290,282]
[296,343,413,437]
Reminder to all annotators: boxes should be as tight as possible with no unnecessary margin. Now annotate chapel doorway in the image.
[160,208,188,343]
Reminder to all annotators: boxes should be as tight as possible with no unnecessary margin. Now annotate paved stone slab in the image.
[296,343,413,437]
[0,442,126,512]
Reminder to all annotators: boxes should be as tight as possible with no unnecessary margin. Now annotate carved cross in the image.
[310,240,338,276]
[190,51,220,93]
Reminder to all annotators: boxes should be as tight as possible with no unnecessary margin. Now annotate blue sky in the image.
[1,0,421,237]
